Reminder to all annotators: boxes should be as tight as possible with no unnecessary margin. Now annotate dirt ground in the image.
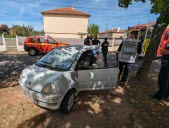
[0,52,169,128]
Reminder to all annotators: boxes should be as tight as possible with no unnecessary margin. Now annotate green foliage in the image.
[88,24,99,38]
[0,32,11,38]
[118,0,145,8]
[9,25,44,37]
[0,24,44,38]
[150,0,163,14]
[118,0,163,14]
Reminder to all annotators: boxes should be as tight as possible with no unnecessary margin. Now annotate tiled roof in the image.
[100,29,125,34]
[41,7,91,17]
[128,22,156,30]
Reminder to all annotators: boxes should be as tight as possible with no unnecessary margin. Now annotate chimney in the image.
[117,27,120,32]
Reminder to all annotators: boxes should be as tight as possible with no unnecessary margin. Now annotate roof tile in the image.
[41,7,91,17]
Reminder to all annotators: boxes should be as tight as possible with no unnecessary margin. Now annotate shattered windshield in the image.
[35,47,79,71]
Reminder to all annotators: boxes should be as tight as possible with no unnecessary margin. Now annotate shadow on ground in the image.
[17,87,135,128]
[0,53,43,89]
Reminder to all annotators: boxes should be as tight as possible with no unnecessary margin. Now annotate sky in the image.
[0,0,159,32]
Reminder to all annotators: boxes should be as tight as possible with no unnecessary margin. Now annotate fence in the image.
[0,35,122,52]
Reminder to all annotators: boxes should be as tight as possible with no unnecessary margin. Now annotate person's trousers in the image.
[103,53,107,64]
[157,65,169,98]
[118,61,133,83]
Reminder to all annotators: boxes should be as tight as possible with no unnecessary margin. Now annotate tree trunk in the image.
[136,0,169,81]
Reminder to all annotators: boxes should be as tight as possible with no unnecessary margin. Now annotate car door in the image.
[46,38,58,52]
[36,37,46,52]
[77,50,118,91]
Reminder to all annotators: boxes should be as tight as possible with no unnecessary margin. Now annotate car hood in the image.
[19,64,63,92]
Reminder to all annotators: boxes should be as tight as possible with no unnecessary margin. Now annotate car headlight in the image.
[42,83,56,95]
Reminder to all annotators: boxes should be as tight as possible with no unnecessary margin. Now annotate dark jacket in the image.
[84,37,92,45]
[101,41,109,53]
[92,39,101,45]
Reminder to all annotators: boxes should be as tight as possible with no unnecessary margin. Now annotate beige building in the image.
[99,27,125,39]
[41,7,91,39]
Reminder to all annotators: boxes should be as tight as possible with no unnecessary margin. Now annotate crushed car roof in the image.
[58,45,100,52]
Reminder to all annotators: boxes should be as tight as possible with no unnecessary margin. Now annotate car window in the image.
[76,50,105,70]
[76,50,93,70]
[107,52,118,68]
[48,39,56,44]
[29,37,35,43]
[37,37,45,43]
[76,50,118,70]
[164,32,169,40]
[91,50,105,69]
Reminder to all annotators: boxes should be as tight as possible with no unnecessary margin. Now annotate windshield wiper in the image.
[41,60,52,64]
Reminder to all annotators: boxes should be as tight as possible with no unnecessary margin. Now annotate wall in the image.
[99,33,112,38]
[0,35,121,52]
[43,14,88,39]
[0,35,6,51]
[112,33,125,38]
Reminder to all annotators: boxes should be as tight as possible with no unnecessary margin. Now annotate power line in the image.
[49,0,151,7]
[5,0,151,11]
[75,6,150,11]
[76,1,151,7]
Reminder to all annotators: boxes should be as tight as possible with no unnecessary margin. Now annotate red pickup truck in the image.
[24,36,69,56]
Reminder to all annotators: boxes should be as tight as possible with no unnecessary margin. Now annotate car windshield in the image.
[35,47,79,71]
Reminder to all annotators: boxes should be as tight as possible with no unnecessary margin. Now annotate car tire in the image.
[60,90,75,114]
[28,48,37,56]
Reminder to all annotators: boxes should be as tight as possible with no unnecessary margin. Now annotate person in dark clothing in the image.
[92,36,101,45]
[84,34,92,45]
[101,38,109,64]
[149,42,169,100]
[137,32,145,54]
[117,33,138,86]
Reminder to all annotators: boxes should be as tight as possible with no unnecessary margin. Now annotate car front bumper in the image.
[19,82,63,110]
[24,44,29,51]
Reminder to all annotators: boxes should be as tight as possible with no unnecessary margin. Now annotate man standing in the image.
[84,34,92,45]
[117,33,138,86]
[92,36,101,45]
[101,37,109,64]
[150,42,169,100]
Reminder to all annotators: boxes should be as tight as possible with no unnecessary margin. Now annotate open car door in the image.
[77,50,118,91]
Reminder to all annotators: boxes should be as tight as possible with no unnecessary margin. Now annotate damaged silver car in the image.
[19,45,118,113]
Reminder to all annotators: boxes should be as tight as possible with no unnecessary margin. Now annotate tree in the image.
[0,24,9,33]
[8,25,44,37]
[88,24,99,38]
[118,0,169,81]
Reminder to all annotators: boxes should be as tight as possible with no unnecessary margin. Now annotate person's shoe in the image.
[149,93,168,100]
[149,94,162,100]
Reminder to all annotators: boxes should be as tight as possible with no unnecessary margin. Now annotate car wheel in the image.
[28,48,37,56]
[60,90,75,114]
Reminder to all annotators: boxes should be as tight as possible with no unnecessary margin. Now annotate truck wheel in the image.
[28,48,37,56]
[60,90,75,114]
